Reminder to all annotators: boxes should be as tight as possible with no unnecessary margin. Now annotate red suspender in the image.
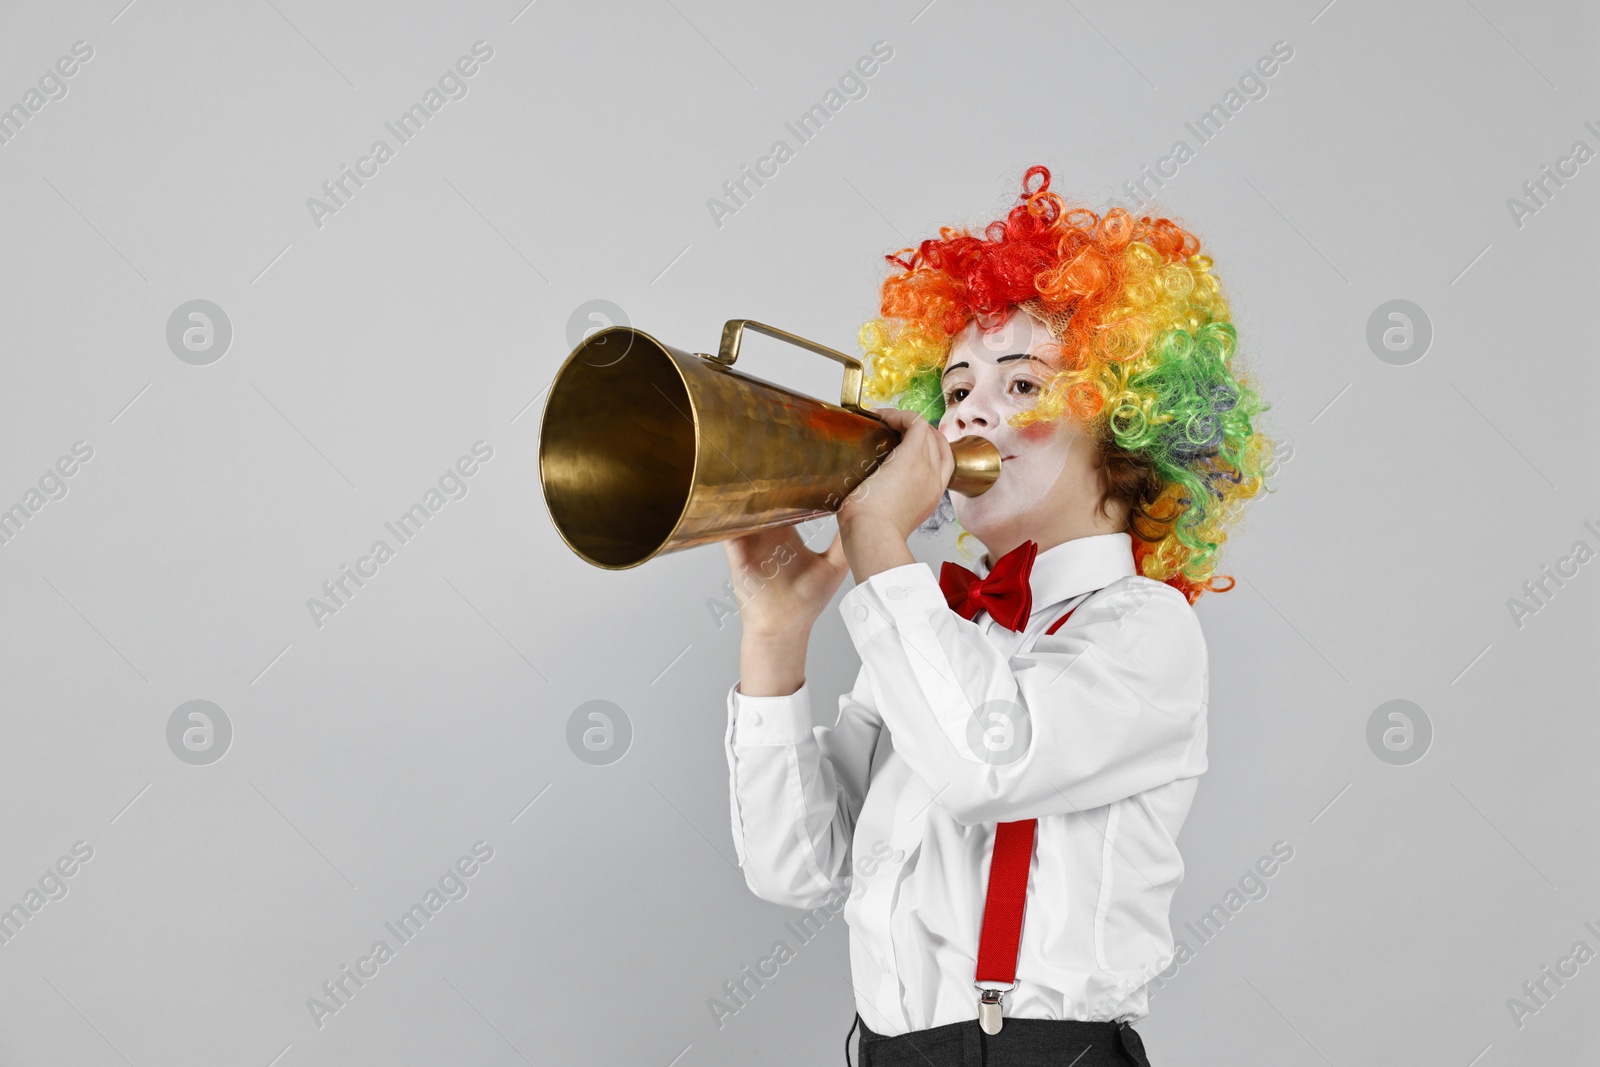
[973,597,1087,1034]
[974,819,1035,1016]
[1043,602,1081,635]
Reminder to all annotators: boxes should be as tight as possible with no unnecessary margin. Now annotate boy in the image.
[723,166,1273,1066]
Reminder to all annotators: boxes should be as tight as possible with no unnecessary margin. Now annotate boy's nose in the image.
[955,393,996,430]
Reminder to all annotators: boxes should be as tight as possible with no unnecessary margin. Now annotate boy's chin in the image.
[953,492,1051,550]
[950,499,1002,544]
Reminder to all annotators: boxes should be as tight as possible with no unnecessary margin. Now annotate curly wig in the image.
[857,165,1275,604]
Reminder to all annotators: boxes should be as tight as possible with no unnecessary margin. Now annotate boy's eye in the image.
[943,380,1037,406]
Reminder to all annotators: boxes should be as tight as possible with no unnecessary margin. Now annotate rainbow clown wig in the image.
[857,165,1275,605]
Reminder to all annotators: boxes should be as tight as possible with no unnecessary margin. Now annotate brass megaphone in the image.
[538,320,1001,570]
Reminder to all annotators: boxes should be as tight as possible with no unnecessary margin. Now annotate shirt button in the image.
[886,585,905,600]
[747,710,763,726]
[853,605,868,621]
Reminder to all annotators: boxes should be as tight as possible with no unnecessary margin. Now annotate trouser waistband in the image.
[848,1011,1152,1067]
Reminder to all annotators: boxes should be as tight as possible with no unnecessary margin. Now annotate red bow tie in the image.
[939,540,1039,632]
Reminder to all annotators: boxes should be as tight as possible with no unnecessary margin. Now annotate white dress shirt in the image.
[723,531,1209,1035]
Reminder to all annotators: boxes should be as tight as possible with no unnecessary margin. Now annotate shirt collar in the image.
[974,531,1137,615]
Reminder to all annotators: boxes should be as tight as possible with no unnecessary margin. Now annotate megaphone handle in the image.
[706,319,870,413]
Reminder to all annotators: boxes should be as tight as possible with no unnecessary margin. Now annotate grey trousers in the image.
[848,1012,1153,1067]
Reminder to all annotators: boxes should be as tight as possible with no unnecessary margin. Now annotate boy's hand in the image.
[722,524,848,638]
[838,407,955,543]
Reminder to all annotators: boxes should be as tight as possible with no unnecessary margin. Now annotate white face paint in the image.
[936,308,1109,561]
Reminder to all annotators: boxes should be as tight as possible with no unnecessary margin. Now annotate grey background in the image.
[1,0,1595,1064]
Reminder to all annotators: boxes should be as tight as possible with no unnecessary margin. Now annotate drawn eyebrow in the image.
[942,353,1047,379]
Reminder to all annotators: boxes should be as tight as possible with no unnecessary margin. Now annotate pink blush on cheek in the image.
[1016,420,1059,448]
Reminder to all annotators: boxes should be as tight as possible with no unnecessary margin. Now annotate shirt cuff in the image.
[839,561,947,649]
[728,678,815,746]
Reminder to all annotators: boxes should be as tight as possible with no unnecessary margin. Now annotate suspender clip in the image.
[975,982,1014,1035]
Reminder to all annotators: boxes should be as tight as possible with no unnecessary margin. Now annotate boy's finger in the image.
[824,527,845,566]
